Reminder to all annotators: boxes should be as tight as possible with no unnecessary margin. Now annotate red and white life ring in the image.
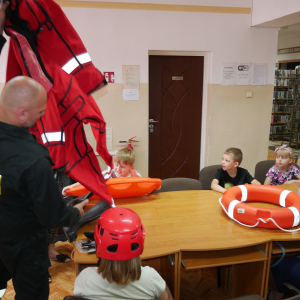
[219,185,300,232]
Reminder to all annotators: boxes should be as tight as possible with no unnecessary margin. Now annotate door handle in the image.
[149,119,159,124]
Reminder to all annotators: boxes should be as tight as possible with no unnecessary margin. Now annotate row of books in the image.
[275,78,300,86]
[275,70,299,77]
[270,125,284,134]
[273,91,290,99]
[272,105,286,112]
[271,115,286,123]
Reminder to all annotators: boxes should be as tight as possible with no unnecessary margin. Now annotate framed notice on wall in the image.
[251,63,267,85]
[221,63,236,86]
[236,63,251,85]
[122,65,140,100]
[221,62,267,85]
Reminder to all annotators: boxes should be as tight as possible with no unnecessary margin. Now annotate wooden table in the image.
[74,194,180,296]
[260,183,300,298]
[74,185,300,300]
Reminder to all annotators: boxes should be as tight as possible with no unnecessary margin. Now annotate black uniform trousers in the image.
[0,229,50,300]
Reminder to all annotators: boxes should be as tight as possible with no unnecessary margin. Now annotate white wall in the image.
[73,0,251,5]
[64,7,277,86]
[62,3,278,175]
[252,0,300,27]
[0,1,279,176]
[276,32,300,64]
[0,33,9,83]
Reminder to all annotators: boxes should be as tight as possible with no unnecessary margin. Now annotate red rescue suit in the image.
[4,0,113,206]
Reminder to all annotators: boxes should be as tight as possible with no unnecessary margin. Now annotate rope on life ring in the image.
[219,185,300,232]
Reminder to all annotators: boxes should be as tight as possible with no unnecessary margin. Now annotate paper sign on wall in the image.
[222,63,267,86]
[251,63,267,85]
[122,65,140,100]
[221,63,236,86]
[236,63,251,85]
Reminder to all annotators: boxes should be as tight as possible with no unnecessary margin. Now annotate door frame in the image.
[278,59,300,69]
[148,50,212,171]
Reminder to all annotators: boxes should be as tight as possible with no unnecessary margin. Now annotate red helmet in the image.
[94,207,145,261]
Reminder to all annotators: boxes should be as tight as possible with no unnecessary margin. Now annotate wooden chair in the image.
[151,177,202,193]
[199,164,221,190]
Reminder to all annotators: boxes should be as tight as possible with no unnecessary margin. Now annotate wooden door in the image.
[149,56,204,179]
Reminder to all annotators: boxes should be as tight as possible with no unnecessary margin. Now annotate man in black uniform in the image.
[0,0,9,54]
[0,76,88,300]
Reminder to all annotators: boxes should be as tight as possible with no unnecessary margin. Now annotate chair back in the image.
[254,160,299,184]
[254,160,275,184]
[199,165,222,190]
[151,177,202,193]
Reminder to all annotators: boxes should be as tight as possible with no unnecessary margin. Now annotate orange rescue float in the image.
[219,185,300,231]
[66,177,162,200]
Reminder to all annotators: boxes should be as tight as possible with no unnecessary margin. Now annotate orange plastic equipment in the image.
[220,185,300,229]
[66,177,162,200]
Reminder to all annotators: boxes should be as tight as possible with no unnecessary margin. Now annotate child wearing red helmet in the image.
[73,207,173,300]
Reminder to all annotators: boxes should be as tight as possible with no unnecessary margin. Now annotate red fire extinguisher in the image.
[118,136,138,151]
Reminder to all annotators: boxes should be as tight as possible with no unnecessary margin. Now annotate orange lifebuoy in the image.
[219,185,300,231]
[66,177,162,200]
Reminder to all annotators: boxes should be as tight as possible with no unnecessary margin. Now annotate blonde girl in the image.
[264,145,300,186]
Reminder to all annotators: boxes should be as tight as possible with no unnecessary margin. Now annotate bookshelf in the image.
[270,69,292,141]
[281,69,300,149]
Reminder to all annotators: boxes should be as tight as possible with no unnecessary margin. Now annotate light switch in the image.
[246,91,253,98]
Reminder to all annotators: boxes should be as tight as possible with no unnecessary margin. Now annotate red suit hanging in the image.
[4,0,114,206]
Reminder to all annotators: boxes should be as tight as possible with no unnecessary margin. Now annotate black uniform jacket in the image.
[0,121,80,237]
[0,35,5,55]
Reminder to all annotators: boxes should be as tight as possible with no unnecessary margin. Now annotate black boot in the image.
[63,199,111,242]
